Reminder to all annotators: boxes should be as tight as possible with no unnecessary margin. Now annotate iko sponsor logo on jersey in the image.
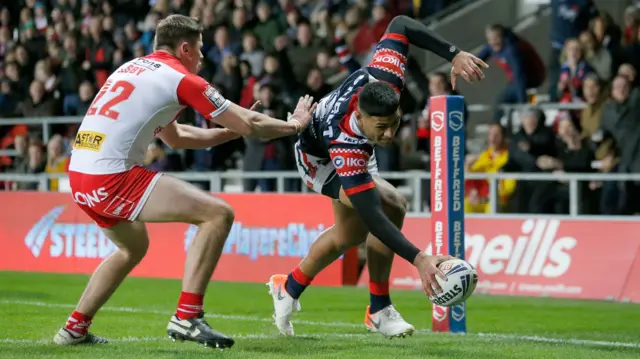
[73,188,108,208]
[74,131,106,152]
[370,50,406,78]
[330,148,370,176]
[24,206,117,259]
[184,222,328,261]
[203,85,226,108]
[332,156,345,169]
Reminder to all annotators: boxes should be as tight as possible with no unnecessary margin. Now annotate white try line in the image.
[0,299,639,349]
[0,333,373,345]
[0,299,359,328]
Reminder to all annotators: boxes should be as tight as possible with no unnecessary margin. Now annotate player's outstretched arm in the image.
[346,187,451,297]
[215,96,317,139]
[157,101,265,149]
[384,15,488,88]
[177,74,316,139]
[157,122,240,149]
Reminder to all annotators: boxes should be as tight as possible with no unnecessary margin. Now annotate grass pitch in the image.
[0,271,638,358]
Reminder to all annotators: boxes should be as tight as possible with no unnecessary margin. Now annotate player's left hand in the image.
[249,100,261,111]
[415,253,456,298]
[450,51,489,90]
[289,95,317,133]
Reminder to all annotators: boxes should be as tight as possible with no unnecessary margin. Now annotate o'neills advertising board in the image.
[358,216,640,302]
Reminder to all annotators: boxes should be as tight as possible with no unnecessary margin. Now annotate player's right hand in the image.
[413,252,455,298]
[289,95,317,133]
[450,51,489,90]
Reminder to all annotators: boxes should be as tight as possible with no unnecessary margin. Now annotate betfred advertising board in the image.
[358,216,640,302]
[0,192,342,286]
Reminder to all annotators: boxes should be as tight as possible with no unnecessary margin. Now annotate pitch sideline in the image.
[0,299,638,349]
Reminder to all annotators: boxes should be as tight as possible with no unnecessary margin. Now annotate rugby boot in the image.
[364,305,415,338]
[53,327,108,345]
[167,313,234,349]
[267,274,301,336]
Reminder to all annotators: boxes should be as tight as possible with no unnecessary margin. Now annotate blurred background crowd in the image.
[1,0,640,216]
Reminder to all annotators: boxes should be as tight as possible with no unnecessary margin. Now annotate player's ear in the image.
[179,41,189,57]
[354,110,362,121]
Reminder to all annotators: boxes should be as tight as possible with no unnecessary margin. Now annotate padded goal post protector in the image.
[429,95,466,333]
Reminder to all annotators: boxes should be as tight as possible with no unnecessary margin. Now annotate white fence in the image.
[0,102,631,217]
[0,102,588,154]
[2,171,640,216]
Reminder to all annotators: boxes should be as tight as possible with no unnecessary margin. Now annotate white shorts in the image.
[294,141,378,198]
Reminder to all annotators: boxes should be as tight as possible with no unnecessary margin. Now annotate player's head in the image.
[356,81,401,146]
[154,14,204,74]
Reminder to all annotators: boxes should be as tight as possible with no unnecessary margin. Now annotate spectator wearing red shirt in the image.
[84,17,115,88]
[350,1,393,56]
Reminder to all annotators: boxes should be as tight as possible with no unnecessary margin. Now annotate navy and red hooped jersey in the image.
[297,32,409,195]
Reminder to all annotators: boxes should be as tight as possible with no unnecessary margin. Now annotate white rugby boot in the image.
[364,305,415,338]
[53,327,108,345]
[267,274,301,336]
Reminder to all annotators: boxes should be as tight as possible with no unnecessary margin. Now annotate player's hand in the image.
[413,252,455,298]
[289,95,317,133]
[450,51,489,90]
[249,100,261,111]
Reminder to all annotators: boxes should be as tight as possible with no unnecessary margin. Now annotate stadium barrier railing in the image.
[2,171,640,216]
[0,102,587,150]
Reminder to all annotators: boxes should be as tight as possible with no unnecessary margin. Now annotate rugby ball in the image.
[429,259,478,307]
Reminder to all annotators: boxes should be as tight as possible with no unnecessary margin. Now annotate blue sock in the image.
[370,293,392,314]
[370,281,392,314]
[284,268,312,299]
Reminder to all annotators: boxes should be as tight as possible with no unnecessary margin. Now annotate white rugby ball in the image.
[429,259,478,307]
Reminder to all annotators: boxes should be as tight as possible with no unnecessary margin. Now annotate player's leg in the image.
[361,177,415,337]
[268,199,369,335]
[365,176,407,309]
[54,220,150,345]
[135,174,235,348]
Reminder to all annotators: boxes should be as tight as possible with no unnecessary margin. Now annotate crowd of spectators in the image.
[0,0,457,191]
[3,0,640,216]
[465,0,640,215]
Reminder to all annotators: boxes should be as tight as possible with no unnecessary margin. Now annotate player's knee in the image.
[334,226,368,250]
[381,190,408,218]
[123,238,149,264]
[206,199,235,228]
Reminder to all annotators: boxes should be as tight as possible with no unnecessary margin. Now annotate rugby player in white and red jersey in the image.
[53,15,316,349]
[267,16,488,338]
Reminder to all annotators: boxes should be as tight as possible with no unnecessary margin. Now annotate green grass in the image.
[0,271,639,358]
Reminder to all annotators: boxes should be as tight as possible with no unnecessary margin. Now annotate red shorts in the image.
[69,166,162,228]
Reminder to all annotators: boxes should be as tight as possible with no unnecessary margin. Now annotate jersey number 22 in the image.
[87,80,136,120]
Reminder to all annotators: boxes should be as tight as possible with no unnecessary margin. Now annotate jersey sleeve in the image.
[176,74,231,120]
[328,143,376,196]
[366,32,409,92]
